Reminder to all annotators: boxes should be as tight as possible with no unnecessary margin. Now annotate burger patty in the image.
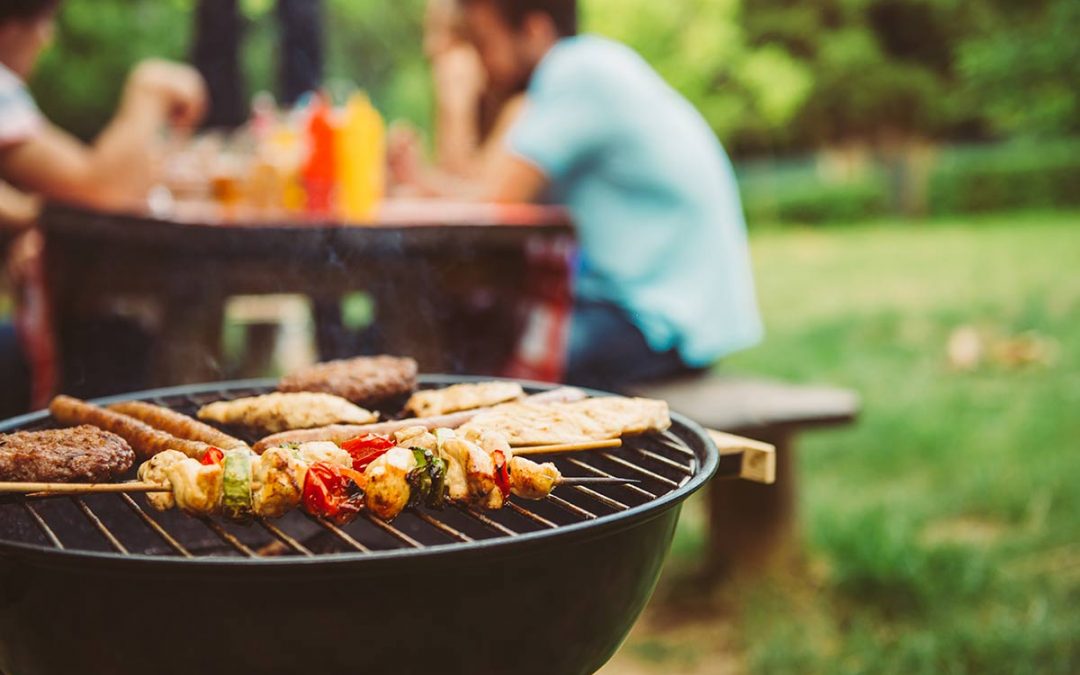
[277,355,418,407]
[0,425,135,483]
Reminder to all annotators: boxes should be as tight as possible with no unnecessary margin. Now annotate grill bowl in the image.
[0,377,718,675]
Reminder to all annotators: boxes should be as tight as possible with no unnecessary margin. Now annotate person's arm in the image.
[0,60,205,209]
[431,45,485,175]
[389,142,548,204]
[393,61,612,206]
[390,94,548,202]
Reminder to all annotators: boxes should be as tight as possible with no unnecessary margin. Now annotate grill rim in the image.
[0,376,719,571]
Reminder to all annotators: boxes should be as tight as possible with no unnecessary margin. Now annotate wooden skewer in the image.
[0,475,637,498]
[0,481,169,496]
[511,439,622,456]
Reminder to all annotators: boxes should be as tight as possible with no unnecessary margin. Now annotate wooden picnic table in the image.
[40,200,572,396]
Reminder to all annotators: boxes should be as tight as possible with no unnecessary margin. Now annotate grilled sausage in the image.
[252,387,588,453]
[108,401,249,450]
[49,395,211,460]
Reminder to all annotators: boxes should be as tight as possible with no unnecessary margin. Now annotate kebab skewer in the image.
[119,428,629,523]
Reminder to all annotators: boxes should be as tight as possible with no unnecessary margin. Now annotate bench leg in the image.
[705,428,797,577]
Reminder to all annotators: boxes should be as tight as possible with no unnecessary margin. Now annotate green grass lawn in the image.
[605,210,1080,674]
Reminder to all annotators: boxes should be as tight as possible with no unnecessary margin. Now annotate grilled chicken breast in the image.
[405,381,524,418]
[461,397,671,446]
[198,392,377,434]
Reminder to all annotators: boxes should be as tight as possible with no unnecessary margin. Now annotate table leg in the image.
[705,428,797,577]
[152,292,226,386]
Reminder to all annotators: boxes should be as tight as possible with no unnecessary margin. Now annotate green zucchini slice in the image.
[222,449,253,520]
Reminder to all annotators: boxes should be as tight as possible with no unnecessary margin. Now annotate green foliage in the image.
[22,0,1080,155]
[739,166,889,224]
[927,139,1080,215]
[737,138,1080,225]
[718,212,1080,674]
[582,0,813,146]
[28,0,430,141]
[30,0,193,139]
[958,0,1080,137]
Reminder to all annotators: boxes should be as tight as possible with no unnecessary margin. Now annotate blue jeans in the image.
[564,299,700,393]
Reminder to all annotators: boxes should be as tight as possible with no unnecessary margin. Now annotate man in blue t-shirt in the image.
[397,0,763,390]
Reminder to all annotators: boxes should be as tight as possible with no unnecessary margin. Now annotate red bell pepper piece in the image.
[200,447,225,466]
[492,450,511,499]
[340,433,395,471]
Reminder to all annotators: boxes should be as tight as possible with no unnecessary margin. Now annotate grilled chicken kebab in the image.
[139,427,560,523]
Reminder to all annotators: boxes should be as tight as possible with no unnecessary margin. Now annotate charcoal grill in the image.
[0,376,732,675]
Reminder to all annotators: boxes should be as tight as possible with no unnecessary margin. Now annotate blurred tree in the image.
[582,0,814,154]
[30,0,194,140]
[957,0,1080,137]
[732,0,981,152]
[23,0,1078,156]
[28,0,431,140]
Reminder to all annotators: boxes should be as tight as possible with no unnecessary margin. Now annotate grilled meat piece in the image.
[137,450,188,510]
[363,447,418,520]
[277,355,418,407]
[294,441,352,468]
[109,401,249,450]
[50,395,210,460]
[405,381,524,418]
[461,397,671,446]
[197,392,377,434]
[0,425,135,482]
[508,457,561,500]
[251,386,588,453]
[436,430,503,510]
[251,447,306,518]
[165,459,224,516]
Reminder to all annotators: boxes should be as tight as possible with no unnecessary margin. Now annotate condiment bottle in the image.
[302,94,337,216]
[336,92,385,222]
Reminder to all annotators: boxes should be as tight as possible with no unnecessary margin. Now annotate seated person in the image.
[0,1,206,207]
[0,0,206,417]
[390,0,526,196]
[392,0,762,391]
[424,0,523,177]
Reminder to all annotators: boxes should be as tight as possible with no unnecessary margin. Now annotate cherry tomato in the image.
[302,462,365,523]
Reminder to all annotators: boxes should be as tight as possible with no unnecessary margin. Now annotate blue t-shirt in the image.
[508,36,763,366]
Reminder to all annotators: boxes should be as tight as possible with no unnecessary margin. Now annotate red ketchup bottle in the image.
[302,94,337,216]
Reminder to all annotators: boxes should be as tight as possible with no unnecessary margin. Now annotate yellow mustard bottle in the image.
[336,92,386,222]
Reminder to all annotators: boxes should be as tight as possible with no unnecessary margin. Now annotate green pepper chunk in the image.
[427,456,447,509]
[222,449,253,521]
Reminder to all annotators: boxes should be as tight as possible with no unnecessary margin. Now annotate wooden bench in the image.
[629,373,860,577]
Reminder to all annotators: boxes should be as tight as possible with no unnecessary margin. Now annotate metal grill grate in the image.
[0,380,706,562]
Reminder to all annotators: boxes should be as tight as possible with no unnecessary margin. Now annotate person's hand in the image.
[387,122,427,187]
[433,45,486,113]
[125,59,208,130]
